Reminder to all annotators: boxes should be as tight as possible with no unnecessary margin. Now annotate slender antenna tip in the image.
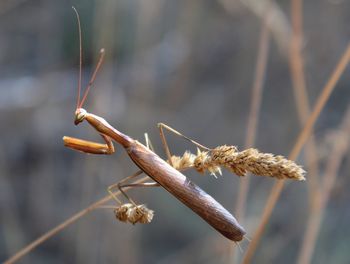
[100,48,105,54]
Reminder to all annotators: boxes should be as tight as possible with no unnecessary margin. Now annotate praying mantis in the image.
[63,7,305,243]
[63,7,246,242]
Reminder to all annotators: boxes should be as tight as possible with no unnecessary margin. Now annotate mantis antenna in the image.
[72,6,105,110]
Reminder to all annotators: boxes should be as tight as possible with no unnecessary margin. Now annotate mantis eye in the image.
[74,108,87,125]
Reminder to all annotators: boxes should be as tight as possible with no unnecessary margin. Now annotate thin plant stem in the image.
[242,42,350,264]
[297,106,350,264]
[229,5,271,263]
[289,0,319,198]
[3,176,150,264]
[289,0,324,263]
[235,3,271,222]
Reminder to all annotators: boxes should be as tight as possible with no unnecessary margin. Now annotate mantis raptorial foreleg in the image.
[64,132,159,208]
[63,134,115,155]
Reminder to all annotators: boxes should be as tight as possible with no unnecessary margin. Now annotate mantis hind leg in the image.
[107,170,160,206]
[157,123,211,167]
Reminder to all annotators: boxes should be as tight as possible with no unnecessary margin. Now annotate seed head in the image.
[114,203,154,224]
[193,148,222,177]
[114,203,133,222]
[128,205,154,224]
[171,145,306,181]
[169,151,196,171]
[208,146,305,180]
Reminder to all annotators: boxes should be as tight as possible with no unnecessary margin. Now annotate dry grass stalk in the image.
[170,145,306,181]
[289,0,320,199]
[235,0,271,221]
[231,4,272,262]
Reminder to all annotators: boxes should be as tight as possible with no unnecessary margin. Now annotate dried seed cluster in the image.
[170,151,196,171]
[170,145,305,181]
[114,203,154,224]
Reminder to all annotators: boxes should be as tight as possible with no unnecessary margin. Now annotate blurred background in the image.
[0,0,349,263]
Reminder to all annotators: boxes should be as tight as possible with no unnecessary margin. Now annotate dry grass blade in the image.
[242,42,350,264]
[3,175,149,264]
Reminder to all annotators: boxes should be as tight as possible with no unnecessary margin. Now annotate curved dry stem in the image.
[289,43,350,160]
[242,42,350,264]
[4,175,149,264]
[297,106,350,264]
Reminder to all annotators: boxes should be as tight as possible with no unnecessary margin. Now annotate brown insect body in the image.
[80,110,246,241]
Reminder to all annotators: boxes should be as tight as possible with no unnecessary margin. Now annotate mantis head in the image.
[74,108,87,125]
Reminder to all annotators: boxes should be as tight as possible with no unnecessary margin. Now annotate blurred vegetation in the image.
[0,0,349,263]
